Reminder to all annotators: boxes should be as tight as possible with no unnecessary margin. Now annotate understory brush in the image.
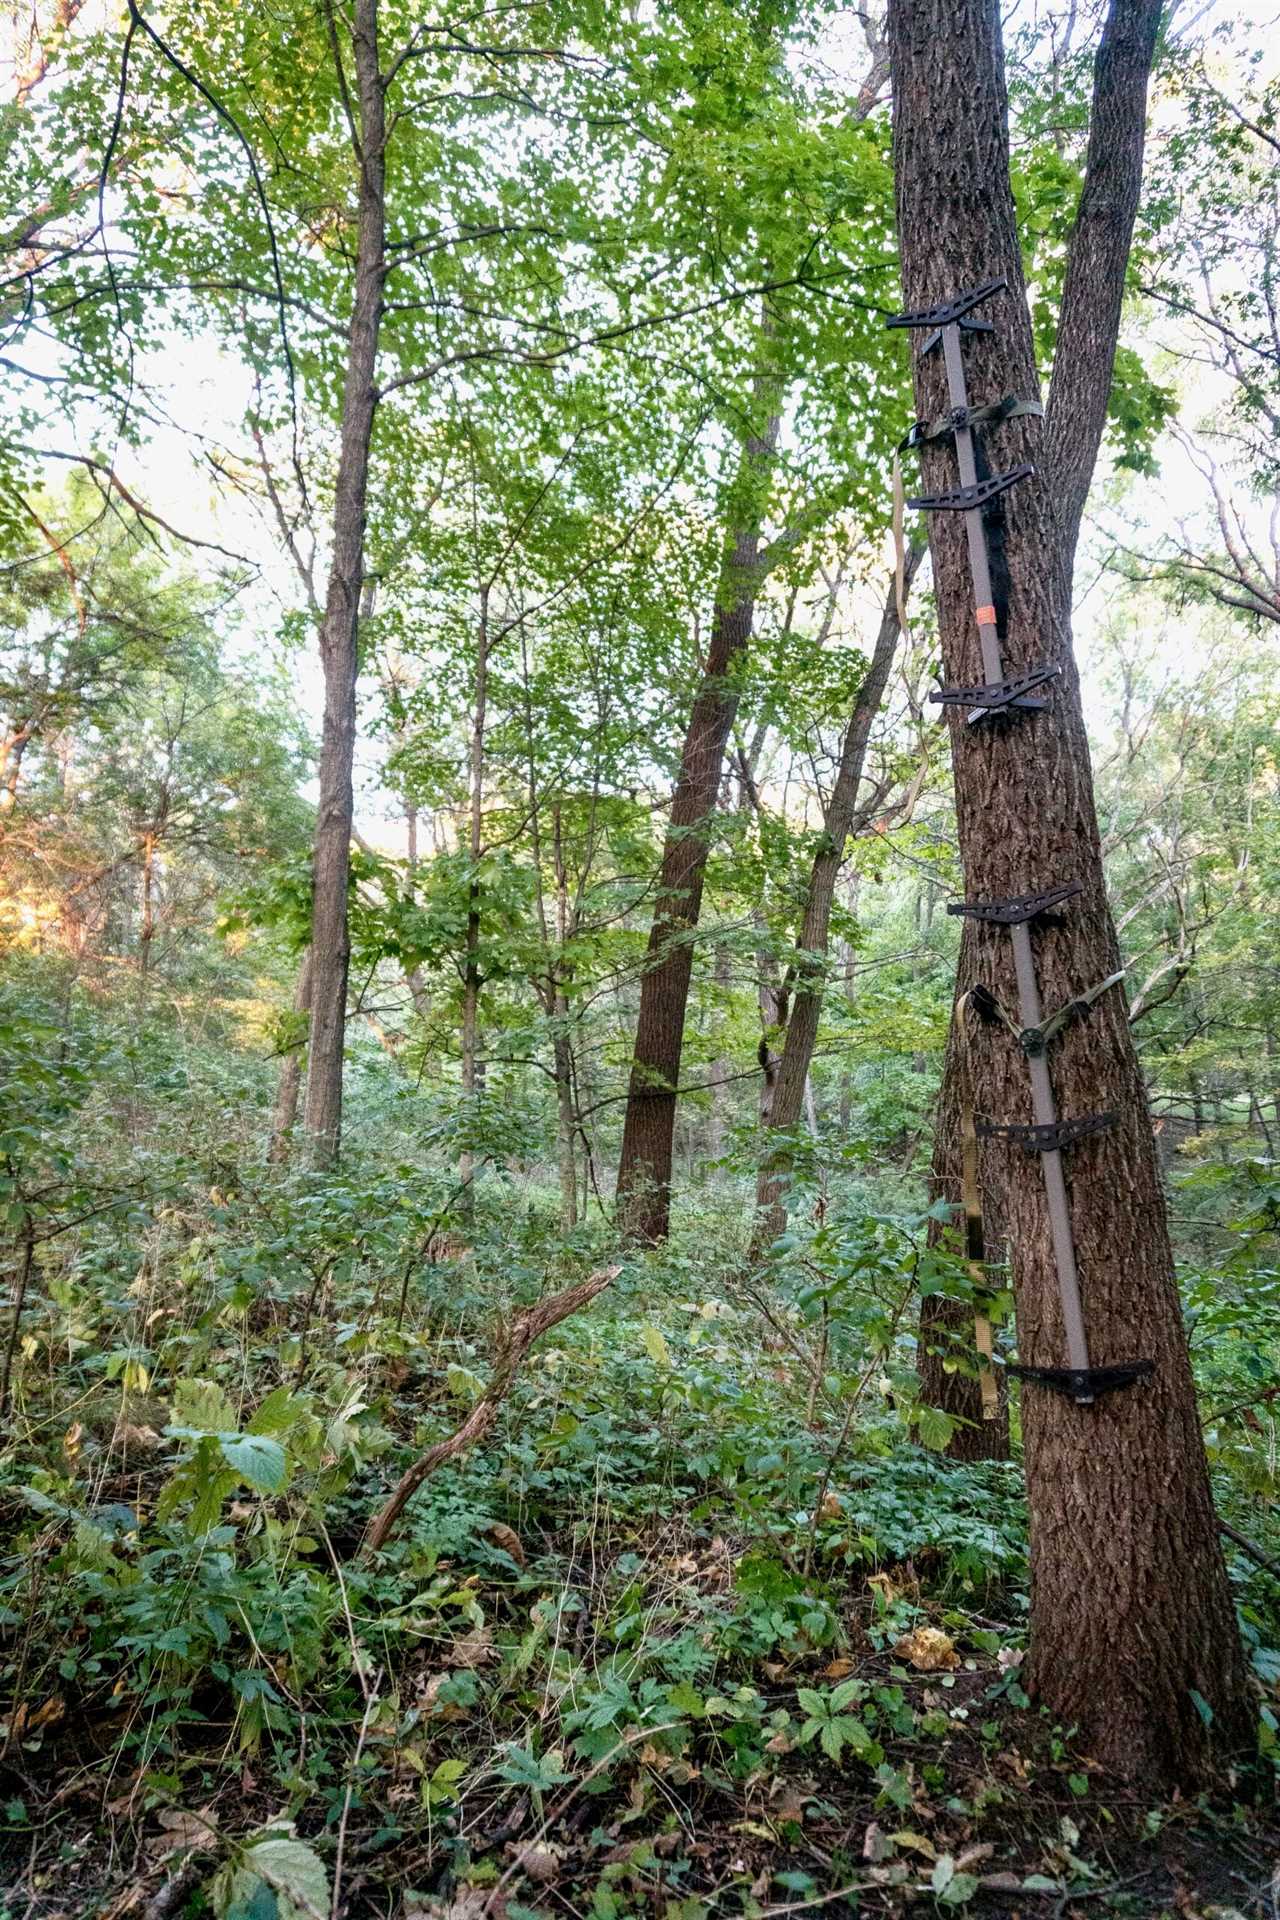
[0,984,1277,1917]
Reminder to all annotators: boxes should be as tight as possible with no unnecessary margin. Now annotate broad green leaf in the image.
[247,1386,301,1436]
[915,1405,957,1453]
[219,1433,288,1494]
[239,1833,329,1920]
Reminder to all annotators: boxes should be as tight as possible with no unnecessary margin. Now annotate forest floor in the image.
[0,1218,1276,1920]
[4,1548,1277,1920]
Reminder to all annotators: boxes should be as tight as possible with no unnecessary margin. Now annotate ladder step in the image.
[885,277,1007,331]
[947,883,1081,925]
[1005,1360,1154,1405]
[977,1112,1117,1153]
[930,663,1060,716]
[907,463,1034,513]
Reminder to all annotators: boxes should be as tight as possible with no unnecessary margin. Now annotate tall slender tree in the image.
[301,1,386,1163]
[886,0,1252,1782]
[616,350,783,1241]
[751,543,924,1250]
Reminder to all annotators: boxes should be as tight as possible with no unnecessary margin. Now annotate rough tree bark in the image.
[302,0,386,1164]
[918,0,1183,1462]
[751,546,923,1251]
[887,0,1252,1783]
[615,363,781,1243]
[138,830,156,978]
[0,721,33,816]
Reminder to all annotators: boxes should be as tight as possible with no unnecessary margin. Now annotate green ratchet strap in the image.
[897,395,1044,455]
[972,968,1126,1056]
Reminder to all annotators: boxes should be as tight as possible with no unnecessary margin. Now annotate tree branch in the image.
[1045,0,1165,551]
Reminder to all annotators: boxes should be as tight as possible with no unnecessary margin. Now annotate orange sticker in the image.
[974,604,997,626]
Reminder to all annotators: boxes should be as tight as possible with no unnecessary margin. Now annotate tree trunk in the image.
[553,1014,578,1231]
[0,1218,35,1416]
[303,0,386,1165]
[138,830,156,978]
[459,585,490,1203]
[0,720,33,817]
[615,359,781,1243]
[752,552,920,1250]
[269,948,313,1165]
[917,952,1013,1461]
[887,0,1251,1784]
[706,939,734,1162]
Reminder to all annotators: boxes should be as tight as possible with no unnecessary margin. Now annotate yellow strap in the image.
[892,448,913,647]
[955,990,998,1420]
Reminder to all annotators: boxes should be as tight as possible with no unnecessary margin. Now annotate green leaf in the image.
[214,1831,329,1920]
[915,1405,956,1453]
[247,1386,301,1435]
[219,1433,288,1494]
[832,1716,875,1758]
[171,1377,236,1434]
[240,1834,329,1920]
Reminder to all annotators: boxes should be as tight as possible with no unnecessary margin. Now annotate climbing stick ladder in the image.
[888,279,1152,1410]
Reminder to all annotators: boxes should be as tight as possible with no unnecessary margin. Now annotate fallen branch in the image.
[1219,1518,1280,1580]
[360,1264,620,1556]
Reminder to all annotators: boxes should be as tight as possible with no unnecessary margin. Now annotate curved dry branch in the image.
[360,1263,619,1556]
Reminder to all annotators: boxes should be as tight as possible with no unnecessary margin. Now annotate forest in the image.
[1,0,1279,1913]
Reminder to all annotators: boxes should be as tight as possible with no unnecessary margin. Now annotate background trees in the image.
[1,0,1278,1907]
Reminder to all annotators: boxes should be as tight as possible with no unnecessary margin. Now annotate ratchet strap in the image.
[897,395,1044,455]
[968,968,1126,1057]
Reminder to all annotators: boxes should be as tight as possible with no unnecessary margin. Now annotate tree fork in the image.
[886,0,1252,1782]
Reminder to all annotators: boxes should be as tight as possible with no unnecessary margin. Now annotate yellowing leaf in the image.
[895,1627,959,1672]
[640,1325,671,1367]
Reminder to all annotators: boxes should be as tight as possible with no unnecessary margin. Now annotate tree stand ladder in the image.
[887,278,1153,1409]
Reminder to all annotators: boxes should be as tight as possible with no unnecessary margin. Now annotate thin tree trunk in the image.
[751,552,920,1249]
[917,965,1014,1459]
[0,722,33,817]
[459,586,490,1203]
[0,1220,35,1416]
[553,1018,578,1231]
[615,350,781,1243]
[888,0,1250,1784]
[551,803,578,1229]
[269,949,313,1165]
[303,0,386,1165]
[138,831,156,978]
[706,939,734,1162]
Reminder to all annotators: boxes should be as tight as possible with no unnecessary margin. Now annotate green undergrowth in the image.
[0,985,1277,1914]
